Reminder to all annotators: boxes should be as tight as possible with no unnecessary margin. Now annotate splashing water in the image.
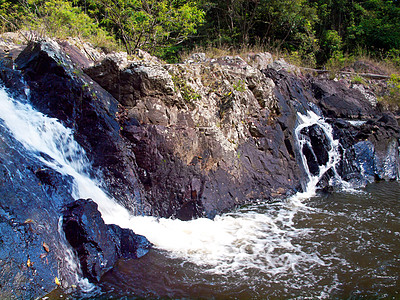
[0,88,131,225]
[0,87,337,275]
[0,86,334,279]
[4,86,394,298]
[294,110,342,197]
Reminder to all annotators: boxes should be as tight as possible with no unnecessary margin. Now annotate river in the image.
[92,182,400,299]
[0,86,398,299]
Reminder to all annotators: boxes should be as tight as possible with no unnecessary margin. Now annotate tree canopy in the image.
[1,0,399,65]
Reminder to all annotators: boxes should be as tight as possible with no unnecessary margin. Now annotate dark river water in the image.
[88,181,400,299]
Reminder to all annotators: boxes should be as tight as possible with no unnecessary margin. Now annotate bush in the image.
[24,0,117,50]
[379,73,400,110]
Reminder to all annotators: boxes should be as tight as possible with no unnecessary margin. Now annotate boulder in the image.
[108,224,151,259]
[300,124,331,168]
[268,58,300,74]
[62,199,151,282]
[311,78,377,119]
[246,52,273,70]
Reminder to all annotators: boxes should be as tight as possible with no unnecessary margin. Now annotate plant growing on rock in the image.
[171,74,200,107]
[351,75,366,85]
[379,73,400,110]
[232,79,246,92]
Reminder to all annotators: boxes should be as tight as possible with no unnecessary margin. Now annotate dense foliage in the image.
[1,0,400,65]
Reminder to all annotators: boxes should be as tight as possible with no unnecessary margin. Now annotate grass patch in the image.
[351,75,366,85]
[179,43,275,63]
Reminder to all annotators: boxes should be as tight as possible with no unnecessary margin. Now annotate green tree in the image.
[349,0,400,52]
[0,0,116,49]
[27,0,113,43]
[195,0,318,63]
[90,0,204,56]
[0,0,24,32]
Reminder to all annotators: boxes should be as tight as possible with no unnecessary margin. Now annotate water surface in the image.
[98,182,400,299]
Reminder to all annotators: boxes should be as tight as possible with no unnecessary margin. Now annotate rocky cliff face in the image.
[85,48,399,217]
[0,37,399,298]
[85,52,304,219]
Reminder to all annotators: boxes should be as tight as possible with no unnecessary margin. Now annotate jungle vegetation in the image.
[0,0,399,67]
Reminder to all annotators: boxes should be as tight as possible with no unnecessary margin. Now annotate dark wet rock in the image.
[14,40,150,215]
[311,78,377,119]
[354,141,377,182]
[300,124,331,166]
[329,113,400,184]
[108,224,151,259]
[0,124,77,299]
[62,199,117,282]
[302,143,320,176]
[0,59,28,101]
[62,199,151,282]
[317,168,336,191]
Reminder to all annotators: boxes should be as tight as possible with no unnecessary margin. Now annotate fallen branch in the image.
[301,67,391,80]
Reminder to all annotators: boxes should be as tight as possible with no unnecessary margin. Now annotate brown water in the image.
[92,181,400,299]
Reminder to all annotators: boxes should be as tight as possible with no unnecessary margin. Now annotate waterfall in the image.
[0,87,132,227]
[1,85,367,298]
[294,110,348,197]
[0,86,138,291]
[0,86,327,283]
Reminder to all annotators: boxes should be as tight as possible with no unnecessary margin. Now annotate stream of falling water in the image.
[0,87,399,299]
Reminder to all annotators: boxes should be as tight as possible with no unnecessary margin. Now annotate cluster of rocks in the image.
[0,34,399,298]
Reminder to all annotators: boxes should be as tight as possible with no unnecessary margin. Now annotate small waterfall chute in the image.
[0,86,327,282]
[0,87,132,226]
[294,110,347,197]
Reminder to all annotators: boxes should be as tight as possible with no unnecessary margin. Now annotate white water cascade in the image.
[0,87,132,226]
[294,110,348,197]
[0,86,346,294]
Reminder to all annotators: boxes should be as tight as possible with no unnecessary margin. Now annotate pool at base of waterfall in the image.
[78,181,400,299]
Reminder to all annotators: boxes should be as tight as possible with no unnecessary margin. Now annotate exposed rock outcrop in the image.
[265,67,400,187]
[0,37,399,298]
[86,53,303,218]
[14,40,149,215]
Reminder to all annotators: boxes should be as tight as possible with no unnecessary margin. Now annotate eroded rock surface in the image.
[86,53,303,218]
[0,37,399,298]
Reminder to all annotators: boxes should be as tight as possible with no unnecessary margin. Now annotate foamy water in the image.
[128,199,326,276]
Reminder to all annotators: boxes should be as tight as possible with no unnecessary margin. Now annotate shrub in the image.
[379,73,400,110]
